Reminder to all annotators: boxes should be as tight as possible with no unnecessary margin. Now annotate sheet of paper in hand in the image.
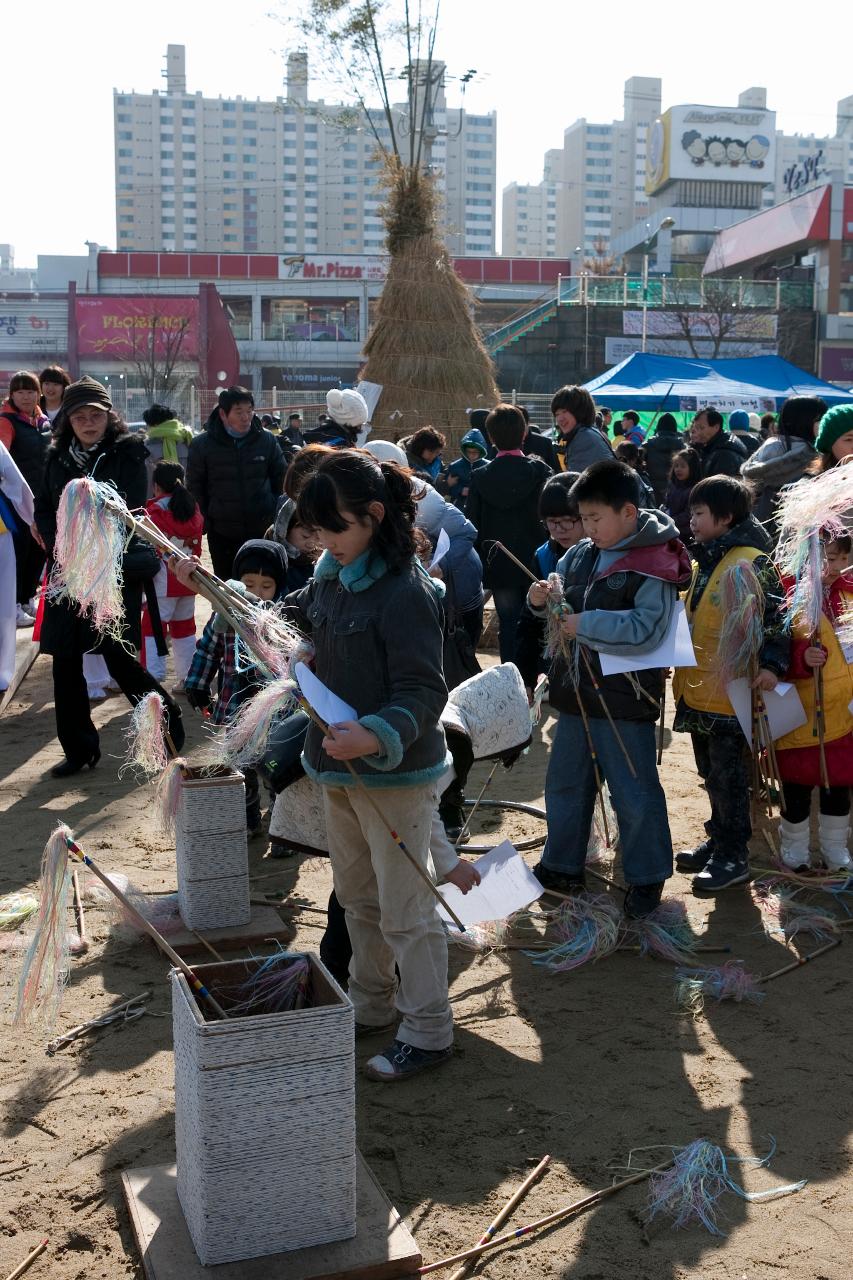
[598,600,696,676]
[429,527,450,570]
[726,678,807,748]
[294,660,357,726]
[437,839,543,928]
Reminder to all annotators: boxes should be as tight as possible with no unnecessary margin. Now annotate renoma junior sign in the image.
[646,104,776,195]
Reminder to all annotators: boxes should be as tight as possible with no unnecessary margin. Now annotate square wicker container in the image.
[175,768,250,931]
[172,952,356,1266]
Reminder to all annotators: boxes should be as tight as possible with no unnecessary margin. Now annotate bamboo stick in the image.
[759,937,841,983]
[296,699,467,932]
[657,686,665,766]
[418,1161,673,1274]
[46,991,152,1056]
[578,647,638,779]
[3,1238,48,1280]
[572,681,612,848]
[446,1155,551,1280]
[63,837,229,1020]
[71,869,87,953]
[454,760,500,848]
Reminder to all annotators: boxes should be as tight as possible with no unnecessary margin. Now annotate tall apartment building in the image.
[501,78,661,258]
[114,46,496,257]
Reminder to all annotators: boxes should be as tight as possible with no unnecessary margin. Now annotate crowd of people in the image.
[3,364,853,1082]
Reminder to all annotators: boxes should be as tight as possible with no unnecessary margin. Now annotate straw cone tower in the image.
[360,159,499,434]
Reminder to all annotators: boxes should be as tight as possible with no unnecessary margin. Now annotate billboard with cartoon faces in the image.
[646,105,776,195]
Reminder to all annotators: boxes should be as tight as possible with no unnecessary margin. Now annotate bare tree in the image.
[656,276,780,359]
[128,312,193,400]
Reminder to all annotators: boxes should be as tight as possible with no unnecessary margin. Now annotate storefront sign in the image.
[646,104,776,195]
[783,150,823,196]
[820,346,853,383]
[278,255,387,282]
[75,296,199,360]
[0,299,68,354]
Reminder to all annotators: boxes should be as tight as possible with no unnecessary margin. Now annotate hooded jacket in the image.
[777,570,853,754]
[444,428,488,507]
[643,416,683,502]
[415,481,483,612]
[0,400,50,494]
[534,509,692,722]
[144,418,194,495]
[465,453,552,590]
[697,428,747,478]
[741,435,816,527]
[186,409,286,542]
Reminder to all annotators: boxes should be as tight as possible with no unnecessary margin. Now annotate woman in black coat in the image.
[34,377,184,777]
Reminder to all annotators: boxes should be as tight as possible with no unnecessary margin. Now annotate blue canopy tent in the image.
[583,353,853,413]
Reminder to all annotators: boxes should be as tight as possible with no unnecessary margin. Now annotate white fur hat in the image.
[364,440,407,466]
[326,387,369,428]
[748,412,761,431]
[442,662,531,759]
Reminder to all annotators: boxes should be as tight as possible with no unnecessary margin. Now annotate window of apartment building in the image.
[466,198,491,207]
[343,160,359,169]
[223,102,236,112]
[284,122,297,133]
[468,131,493,142]
[162,215,175,224]
[304,159,318,169]
[119,214,134,223]
[343,176,359,185]
[305,122,317,132]
[586,142,611,151]
[118,182,133,191]
[184,216,197,225]
[119,198,133,207]
[223,153,237,162]
[119,230,133,240]
[466,213,492,222]
[343,221,357,230]
[466,149,493,159]
[224,217,237,226]
[467,166,492,175]
[117,112,131,123]
[243,170,256,179]
[118,148,133,157]
[118,165,134,174]
[245,137,257,146]
[183,168,196,177]
[344,238,359,247]
[283,219,298,228]
[586,159,610,167]
[467,115,492,126]
[183,151,196,160]
[117,131,133,142]
[224,135,237,145]
[467,182,492,191]
[223,169,237,179]
[116,95,129,105]
[587,124,611,135]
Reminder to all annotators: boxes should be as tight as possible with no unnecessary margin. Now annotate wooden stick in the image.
[454,760,500,847]
[578,648,638,779]
[489,541,539,584]
[657,685,666,766]
[191,931,226,963]
[759,937,841,983]
[815,664,830,790]
[46,992,152,1055]
[63,836,230,1020]
[3,1238,48,1280]
[571,681,612,848]
[418,1161,672,1274]
[297,699,467,932]
[71,869,87,953]
[446,1155,551,1280]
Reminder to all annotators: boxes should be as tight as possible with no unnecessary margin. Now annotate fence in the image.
[557,274,815,310]
[104,387,332,432]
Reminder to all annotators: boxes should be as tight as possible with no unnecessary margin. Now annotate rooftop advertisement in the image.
[646,105,776,195]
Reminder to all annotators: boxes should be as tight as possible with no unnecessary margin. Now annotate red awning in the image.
[704,185,831,275]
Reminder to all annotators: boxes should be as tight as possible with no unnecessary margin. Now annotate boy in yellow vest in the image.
[672,476,789,893]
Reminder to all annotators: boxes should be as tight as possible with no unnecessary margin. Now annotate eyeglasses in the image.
[545,517,582,532]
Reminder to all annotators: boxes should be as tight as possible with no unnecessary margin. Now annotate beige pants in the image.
[323,783,453,1051]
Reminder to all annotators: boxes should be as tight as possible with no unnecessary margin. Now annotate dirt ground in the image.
[1,632,852,1280]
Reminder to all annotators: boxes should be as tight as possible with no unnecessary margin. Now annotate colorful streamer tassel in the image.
[216,676,299,768]
[0,892,38,931]
[647,1137,806,1236]
[233,606,305,682]
[155,758,187,837]
[775,465,853,553]
[447,919,511,952]
[84,872,183,936]
[752,878,841,944]
[49,476,131,640]
[632,899,702,964]
[123,692,171,777]
[716,559,765,683]
[530,893,623,972]
[543,572,575,665]
[219,950,312,1015]
[674,961,764,1017]
[13,825,73,1027]
[778,530,824,636]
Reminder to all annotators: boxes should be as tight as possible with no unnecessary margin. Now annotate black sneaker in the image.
[533,863,586,895]
[692,857,750,895]
[268,838,298,859]
[676,840,714,873]
[364,1039,453,1082]
[624,882,665,919]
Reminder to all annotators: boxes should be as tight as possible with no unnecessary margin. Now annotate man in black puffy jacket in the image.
[691,407,747,479]
[186,386,286,578]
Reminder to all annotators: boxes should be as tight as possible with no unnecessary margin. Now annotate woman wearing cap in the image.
[34,376,185,777]
[741,395,827,539]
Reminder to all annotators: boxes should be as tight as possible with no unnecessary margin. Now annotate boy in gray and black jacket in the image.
[527,460,691,918]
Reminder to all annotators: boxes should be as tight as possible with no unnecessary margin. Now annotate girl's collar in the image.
[315,547,389,592]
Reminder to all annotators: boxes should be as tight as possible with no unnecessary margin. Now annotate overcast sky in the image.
[5,0,849,266]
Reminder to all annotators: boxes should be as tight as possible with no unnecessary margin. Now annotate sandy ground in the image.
[1,628,852,1280]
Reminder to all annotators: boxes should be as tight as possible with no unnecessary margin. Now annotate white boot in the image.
[779,817,811,872]
[817,812,852,873]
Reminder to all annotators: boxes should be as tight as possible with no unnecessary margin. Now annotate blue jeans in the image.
[543,712,673,886]
[491,586,528,664]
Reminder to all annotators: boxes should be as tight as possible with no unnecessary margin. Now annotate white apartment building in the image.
[501,78,661,259]
[114,46,496,258]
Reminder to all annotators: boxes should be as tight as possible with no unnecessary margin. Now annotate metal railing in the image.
[558,274,815,310]
[102,386,335,431]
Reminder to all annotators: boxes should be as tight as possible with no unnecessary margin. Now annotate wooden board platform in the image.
[122,1154,421,1280]
[163,903,296,955]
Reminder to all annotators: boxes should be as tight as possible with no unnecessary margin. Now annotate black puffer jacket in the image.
[698,429,747,478]
[644,424,683,501]
[186,411,286,541]
[465,455,551,590]
[0,404,50,493]
[34,431,150,655]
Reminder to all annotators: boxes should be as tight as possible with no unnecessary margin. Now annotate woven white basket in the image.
[269,774,329,853]
[172,953,356,1266]
[175,769,250,931]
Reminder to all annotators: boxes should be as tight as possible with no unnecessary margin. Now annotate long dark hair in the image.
[669,447,702,487]
[296,449,416,572]
[152,462,198,522]
[51,407,129,453]
[778,396,826,450]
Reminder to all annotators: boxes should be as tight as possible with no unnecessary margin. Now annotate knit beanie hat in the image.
[814,404,853,454]
[62,376,112,416]
[748,412,761,431]
[728,410,750,431]
[326,388,368,428]
[363,440,407,466]
[232,539,289,594]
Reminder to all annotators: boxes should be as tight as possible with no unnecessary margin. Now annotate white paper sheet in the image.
[726,678,808,748]
[294,661,357,726]
[429,527,450,570]
[437,840,543,927]
[598,600,696,676]
[356,381,383,418]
